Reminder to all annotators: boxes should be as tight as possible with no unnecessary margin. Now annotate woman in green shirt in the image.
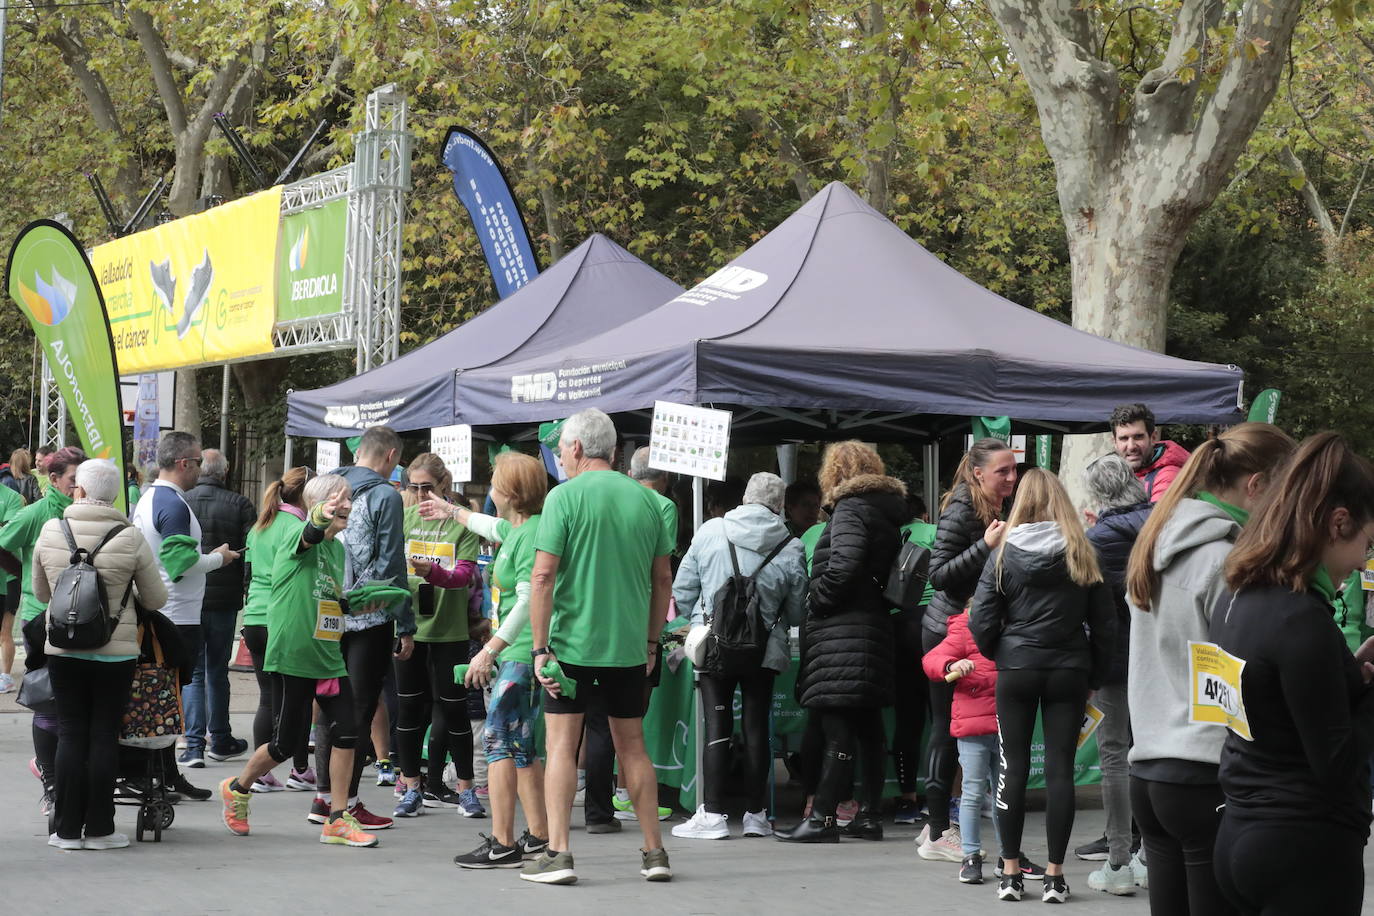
[423,451,551,869]
[221,473,380,848]
[238,466,314,792]
[391,453,483,818]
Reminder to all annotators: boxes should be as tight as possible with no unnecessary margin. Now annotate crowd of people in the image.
[7,402,1374,912]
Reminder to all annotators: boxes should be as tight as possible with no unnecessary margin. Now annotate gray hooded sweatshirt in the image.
[672,502,808,673]
[1128,498,1240,778]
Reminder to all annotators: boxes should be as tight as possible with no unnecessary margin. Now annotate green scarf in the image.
[45,484,73,517]
[1196,491,1249,527]
[1310,565,1339,607]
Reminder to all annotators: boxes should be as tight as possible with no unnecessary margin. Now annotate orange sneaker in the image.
[220,778,251,836]
[320,811,379,847]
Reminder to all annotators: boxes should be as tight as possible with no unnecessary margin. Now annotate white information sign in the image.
[316,440,341,476]
[648,400,731,481]
[431,424,473,483]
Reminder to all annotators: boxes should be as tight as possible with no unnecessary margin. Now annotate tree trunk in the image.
[174,368,200,440]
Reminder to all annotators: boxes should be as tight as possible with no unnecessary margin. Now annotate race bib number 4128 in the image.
[1188,640,1252,741]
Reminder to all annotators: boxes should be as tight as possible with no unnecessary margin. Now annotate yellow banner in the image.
[90,187,283,373]
[1188,640,1252,741]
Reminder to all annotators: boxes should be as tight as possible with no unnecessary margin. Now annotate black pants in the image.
[700,669,775,814]
[1214,813,1363,915]
[394,639,472,781]
[922,626,957,832]
[995,667,1087,864]
[48,656,135,840]
[1132,777,1233,916]
[891,609,928,795]
[584,650,658,825]
[268,672,356,763]
[812,707,885,817]
[241,626,309,771]
[316,624,392,798]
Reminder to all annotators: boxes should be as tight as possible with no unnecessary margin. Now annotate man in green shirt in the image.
[524,409,674,886]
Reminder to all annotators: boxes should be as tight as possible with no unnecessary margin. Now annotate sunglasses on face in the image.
[407,483,436,493]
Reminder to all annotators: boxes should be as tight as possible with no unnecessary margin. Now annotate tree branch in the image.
[129,8,188,137]
[1278,144,1337,251]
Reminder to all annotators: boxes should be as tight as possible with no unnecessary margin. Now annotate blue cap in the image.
[390,467,403,483]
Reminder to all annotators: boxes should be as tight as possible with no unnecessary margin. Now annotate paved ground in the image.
[2,673,1371,913]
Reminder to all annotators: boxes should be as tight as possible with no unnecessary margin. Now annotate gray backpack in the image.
[46,520,132,650]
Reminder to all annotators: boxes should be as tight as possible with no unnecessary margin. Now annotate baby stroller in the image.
[114,611,185,842]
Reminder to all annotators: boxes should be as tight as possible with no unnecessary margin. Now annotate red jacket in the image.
[1137,440,1190,502]
[921,612,998,738]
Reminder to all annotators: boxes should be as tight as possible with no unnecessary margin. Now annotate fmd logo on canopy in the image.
[673,265,768,307]
[511,372,558,403]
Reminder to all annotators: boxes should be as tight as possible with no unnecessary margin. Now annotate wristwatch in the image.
[531,647,551,659]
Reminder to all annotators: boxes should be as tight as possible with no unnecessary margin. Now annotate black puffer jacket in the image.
[1086,502,1152,685]
[797,474,907,709]
[925,483,1002,636]
[185,476,254,612]
[968,521,1116,684]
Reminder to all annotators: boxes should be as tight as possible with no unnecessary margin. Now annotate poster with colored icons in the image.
[430,424,473,483]
[648,400,731,481]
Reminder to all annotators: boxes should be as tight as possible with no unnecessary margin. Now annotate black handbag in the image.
[16,667,58,717]
[882,532,931,613]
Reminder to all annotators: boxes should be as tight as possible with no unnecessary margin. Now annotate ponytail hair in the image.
[996,468,1102,587]
[942,437,1013,525]
[256,466,311,531]
[1226,432,1374,593]
[1126,422,1295,608]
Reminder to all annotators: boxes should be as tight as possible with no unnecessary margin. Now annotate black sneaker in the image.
[586,819,622,834]
[959,853,984,884]
[207,737,249,762]
[517,829,549,858]
[1042,874,1070,903]
[998,873,1024,901]
[995,854,1046,881]
[422,782,462,808]
[454,834,523,869]
[171,774,212,801]
[1074,834,1109,861]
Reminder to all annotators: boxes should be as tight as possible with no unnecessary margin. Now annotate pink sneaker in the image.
[475,785,489,799]
[835,800,860,826]
[286,768,317,791]
[252,772,287,793]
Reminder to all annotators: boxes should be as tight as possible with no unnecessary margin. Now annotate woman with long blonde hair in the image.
[969,468,1115,903]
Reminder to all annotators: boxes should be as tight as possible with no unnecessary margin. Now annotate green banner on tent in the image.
[972,416,1012,444]
[7,221,127,511]
[1036,435,1053,469]
[277,198,347,322]
[1247,388,1282,424]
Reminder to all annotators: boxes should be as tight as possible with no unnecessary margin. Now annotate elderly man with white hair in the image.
[670,471,807,840]
[32,459,168,849]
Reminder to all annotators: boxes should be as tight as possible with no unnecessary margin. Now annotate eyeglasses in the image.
[407,483,436,493]
[180,457,203,467]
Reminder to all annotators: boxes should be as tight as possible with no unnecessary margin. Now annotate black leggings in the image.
[48,656,135,840]
[812,707,885,817]
[891,609,928,795]
[267,672,356,763]
[394,639,472,782]
[315,624,392,797]
[995,667,1087,864]
[700,669,775,814]
[241,626,309,771]
[922,626,957,832]
[1215,813,1364,915]
[1130,777,1232,916]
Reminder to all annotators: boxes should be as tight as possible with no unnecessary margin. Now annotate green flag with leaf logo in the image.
[6,221,126,511]
[1247,389,1281,424]
[972,416,1012,444]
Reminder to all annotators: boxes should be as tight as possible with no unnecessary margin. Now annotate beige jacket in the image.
[34,502,168,658]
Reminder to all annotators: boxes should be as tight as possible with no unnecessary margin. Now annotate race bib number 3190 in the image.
[1188,640,1252,741]
[315,600,344,642]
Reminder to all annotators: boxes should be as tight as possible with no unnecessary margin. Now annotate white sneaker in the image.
[741,810,773,837]
[670,806,729,840]
[82,833,130,850]
[0,672,15,693]
[47,834,82,850]
[1087,862,1136,895]
[917,825,964,862]
[1130,851,1149,889]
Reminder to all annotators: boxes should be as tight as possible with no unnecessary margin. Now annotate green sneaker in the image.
[613,794,672,821]
[521,850,577,885]
[640,847,672,882]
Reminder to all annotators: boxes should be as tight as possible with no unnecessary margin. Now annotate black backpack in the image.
[702,538,792,677]
[881,531,931,613]
[46,520,132,651]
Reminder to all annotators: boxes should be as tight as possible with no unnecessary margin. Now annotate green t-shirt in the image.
[799,522,826,573]
[0,486,72,621]
[900,519,939,608]
[491,515,539,663]
[403,504,480,643]
[535,470,674,667]
[242,510,299,628]
[264,517,348,679]
[651,490,679,555]
[0,484,24,595]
